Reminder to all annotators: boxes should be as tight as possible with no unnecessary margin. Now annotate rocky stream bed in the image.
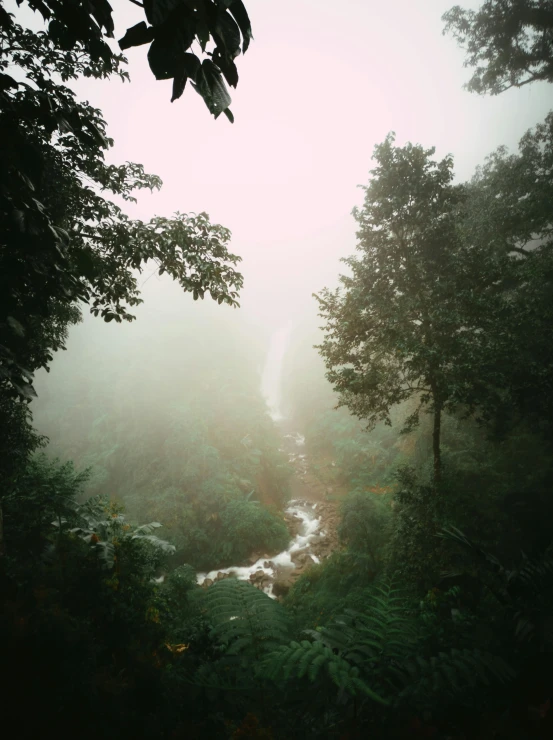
[197,432,341,598]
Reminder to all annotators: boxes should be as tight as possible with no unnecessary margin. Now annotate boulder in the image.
[215,571,232,581]
[249,570,266,583]
[291,550,309,567]
[272,577,293,597]
[203,578,213,588]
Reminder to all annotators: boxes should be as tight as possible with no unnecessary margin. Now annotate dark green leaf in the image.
[118,21,156,50]
[228,0,253,53]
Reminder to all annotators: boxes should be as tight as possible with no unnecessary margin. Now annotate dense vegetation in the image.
[2,1,553,738]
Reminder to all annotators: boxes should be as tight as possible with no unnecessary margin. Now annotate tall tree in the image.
[315,136,469,483]
[443,0,553,94]
[458,113,553,433]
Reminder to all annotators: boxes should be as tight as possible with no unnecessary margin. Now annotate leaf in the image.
[82,121,109,149]
[171,51,202,101]
[12,380,37,399]
[147,0,183,26]
[148,35,178,80]
[148,26,195,80]
[228,0,253,53]
[171,69,187,102]
[118,22,156,50]
[7,316,25,336]
[214,8,241,57]
[0,4,14,29]
[213,50,238,88]
[0,73,18,91]
[192,59,232,117]
[181,53,202,82]
[196,18,210,52]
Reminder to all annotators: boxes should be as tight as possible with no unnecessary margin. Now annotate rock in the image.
[291,550,309,567]
[249,553,261,564]
[203,578,213,588]
[263,561,273,569]
[272,577,293,597]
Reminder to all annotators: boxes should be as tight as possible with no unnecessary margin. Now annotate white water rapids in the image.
[196,498,321,598]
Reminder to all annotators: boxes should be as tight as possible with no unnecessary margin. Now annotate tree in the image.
[315,135,472,483]
[0,16,243,398]
[443,0,553,94]
[458,113,553,433]
[12,0,253,116]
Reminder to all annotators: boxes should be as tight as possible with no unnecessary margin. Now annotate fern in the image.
[263,578,415,706]
[263,576,516,714]
[263,639,390,705]
[399,647,515,706]
[203,578,291,659]
[440,526,553,648]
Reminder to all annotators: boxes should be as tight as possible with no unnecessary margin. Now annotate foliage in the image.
[458,113,553,434]
[204,578,291,658]
[1,454,178,740]
[0,14,243,398]
[267,577,516,737]
[439,526,553,651]
[315,134,477,480]
[443,0,553,94]
[16,0,253,115]
[338,489,391,571]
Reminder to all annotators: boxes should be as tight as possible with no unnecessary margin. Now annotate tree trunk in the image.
[432,403,442,484]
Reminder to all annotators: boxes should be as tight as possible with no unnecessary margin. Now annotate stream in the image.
[196,326,338,598]
[196,497,322,598]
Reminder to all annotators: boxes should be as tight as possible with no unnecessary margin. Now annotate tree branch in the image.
[509,246,532,257]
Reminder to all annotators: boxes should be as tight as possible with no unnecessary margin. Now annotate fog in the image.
[22,0,550,426]
[5,2,553,730]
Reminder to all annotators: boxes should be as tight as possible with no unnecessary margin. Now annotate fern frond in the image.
[203,578,290,657]
[263,640,390,706]
[399,647,515,704]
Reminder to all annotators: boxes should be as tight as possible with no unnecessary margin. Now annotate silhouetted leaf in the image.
[228,0,253,53]
[171,68,187,102]
[214,8,241,57]
[214,50,238,87]
[193,59,231,117]
[118,21,155,50]
[148,26,195,80]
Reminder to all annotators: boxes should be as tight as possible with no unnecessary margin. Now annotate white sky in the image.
[12,0,553,333]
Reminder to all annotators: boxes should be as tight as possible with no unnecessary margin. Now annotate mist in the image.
[3,0,553,736]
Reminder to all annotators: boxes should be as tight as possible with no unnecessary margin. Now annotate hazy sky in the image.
[13,0,553,333]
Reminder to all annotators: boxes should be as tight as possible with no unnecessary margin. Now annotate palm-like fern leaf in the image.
[203,577,291,657]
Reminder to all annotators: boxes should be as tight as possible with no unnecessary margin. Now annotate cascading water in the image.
[197,499,321,598]
[260,324,292,421]
[195,325,328,597]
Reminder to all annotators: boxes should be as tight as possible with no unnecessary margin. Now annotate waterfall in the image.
[260,324,292,421]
